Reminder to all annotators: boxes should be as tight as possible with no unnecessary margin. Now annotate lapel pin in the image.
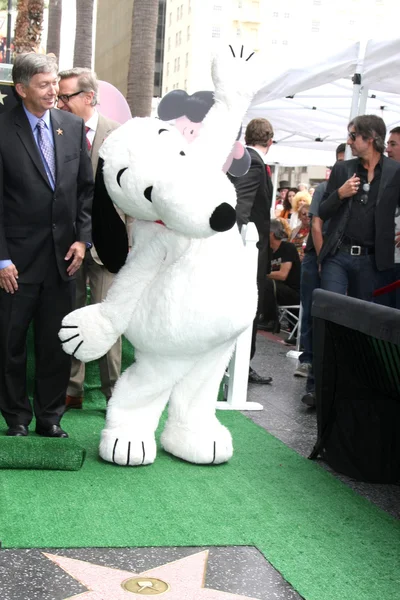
[56,128,63,135]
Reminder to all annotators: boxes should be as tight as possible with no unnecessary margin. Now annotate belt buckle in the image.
[350,245,361,256]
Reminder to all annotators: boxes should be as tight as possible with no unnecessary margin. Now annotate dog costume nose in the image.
[209,203,236,232]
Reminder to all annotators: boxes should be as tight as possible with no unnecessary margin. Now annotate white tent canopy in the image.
[243,38,400,166]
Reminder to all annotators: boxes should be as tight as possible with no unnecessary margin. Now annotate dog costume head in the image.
[93,117,238,273]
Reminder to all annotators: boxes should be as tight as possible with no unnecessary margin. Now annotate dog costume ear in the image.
[92,157,129,273]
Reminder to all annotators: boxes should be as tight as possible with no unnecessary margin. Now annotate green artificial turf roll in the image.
[0,438,86,471]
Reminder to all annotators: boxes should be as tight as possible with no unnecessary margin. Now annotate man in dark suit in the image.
[0,53,93,437]
[230,117,274,384]
[319,114,400,301]
[57,67,132,410]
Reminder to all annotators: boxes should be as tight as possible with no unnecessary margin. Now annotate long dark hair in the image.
[282,187,298,212]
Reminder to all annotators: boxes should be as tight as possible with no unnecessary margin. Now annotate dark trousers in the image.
[321,252,378,301]
[250,241,269,360]
[0,256,75,428]
[263,278,299,323]
[299,251,320,365]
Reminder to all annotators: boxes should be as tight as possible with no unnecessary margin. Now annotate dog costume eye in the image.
[117,167,128,187]
[158,128,168,134]
[144,186,153,202]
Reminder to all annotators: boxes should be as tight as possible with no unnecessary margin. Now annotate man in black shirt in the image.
[319,115,400,300]
[260,219,300,331]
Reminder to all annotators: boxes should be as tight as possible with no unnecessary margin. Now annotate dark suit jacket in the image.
[230,147,272,245]
[0,104,93,283]
[319,156,400,271]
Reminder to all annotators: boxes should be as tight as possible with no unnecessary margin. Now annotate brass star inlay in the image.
[56,128,63,135]
[0,91,7,105]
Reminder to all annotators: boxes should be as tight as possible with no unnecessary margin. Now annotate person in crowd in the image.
[289,190,312,229]
[57,67,132,409]
[298,182,309,192]
[309,186,315,197]
[276,216,292,239]
[295,144,345,407]
[274,181,289,216]
[375,126,400,308]
[258,219,300,333]
[278,187,298,219]
[230,117,274,384]
[0,54,93,437]
[289,204,311,261]
[319,115,400,301]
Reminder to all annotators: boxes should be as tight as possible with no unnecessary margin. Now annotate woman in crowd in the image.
[290,204,311,261]
[289,190,312,229]
[278,187,298,219]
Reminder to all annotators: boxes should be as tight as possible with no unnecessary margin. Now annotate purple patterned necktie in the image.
[36,119,56,183]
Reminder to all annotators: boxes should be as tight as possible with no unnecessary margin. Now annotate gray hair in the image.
[58,67,99,106]
[270,219,286,240]
[12,53,58,87]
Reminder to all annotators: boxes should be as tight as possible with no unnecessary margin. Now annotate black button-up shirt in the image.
[344,158,382,246]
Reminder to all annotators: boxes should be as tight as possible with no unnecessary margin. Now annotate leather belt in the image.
[338,244,375,256]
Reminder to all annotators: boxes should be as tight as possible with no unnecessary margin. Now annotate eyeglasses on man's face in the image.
[348,131,359,142]
[57,90,84,103]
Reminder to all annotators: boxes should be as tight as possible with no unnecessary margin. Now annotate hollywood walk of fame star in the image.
[0,90,7,105]
[44,550,261,599]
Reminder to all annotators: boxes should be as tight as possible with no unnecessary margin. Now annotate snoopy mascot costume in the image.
[59,48,262,466]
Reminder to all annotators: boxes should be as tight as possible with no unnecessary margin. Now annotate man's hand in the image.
[0,263,18,293]
[65,241,86,276]
[338,173,360,200]
[395,231,400,248]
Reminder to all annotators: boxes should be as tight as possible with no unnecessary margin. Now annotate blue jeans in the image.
[374,264,400,309]
[299,252,320,365]
[321,252,378,301]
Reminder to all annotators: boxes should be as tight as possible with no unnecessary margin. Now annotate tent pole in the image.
[358,86,369,115]
[271,164,279,218]
[345,73,362,159]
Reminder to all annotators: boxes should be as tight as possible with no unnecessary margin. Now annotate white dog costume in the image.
[59,48,260,466]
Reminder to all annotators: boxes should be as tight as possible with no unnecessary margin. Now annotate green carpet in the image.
[0,335,399,600]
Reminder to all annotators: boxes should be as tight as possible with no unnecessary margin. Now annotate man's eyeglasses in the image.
[57,91,84,103]
[348,131,358,142]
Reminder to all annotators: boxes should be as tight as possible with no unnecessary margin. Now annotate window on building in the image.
[284,12,290,17]
[282,39,288,45]
[236,27,241,37]
[212,26,221,38]
[167,62,169,75]
[185,52,189,66]
[176,7,179,20]
[272,39,278,44]
[180,4,184,18]
[184,79,187,90]
[175,32,178,46]
[169,12,172,26]
[313,0,322,4]
[273,11,279,17]
[213,3,222,9]
[177,57,180,71]
[187,25,190,41]
[168,37,171,51]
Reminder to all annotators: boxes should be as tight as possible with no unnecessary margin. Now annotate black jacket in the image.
[0,104,94,283]
[319,156,400,271]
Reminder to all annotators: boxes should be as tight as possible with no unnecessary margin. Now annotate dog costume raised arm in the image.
[59,47,263,466]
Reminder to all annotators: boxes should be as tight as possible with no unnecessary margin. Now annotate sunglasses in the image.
[348,131,358,142]
[57,90,84,103]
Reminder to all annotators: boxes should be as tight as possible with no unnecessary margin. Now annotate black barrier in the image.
[309,289,400,484]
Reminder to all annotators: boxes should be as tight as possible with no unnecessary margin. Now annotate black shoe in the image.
[301,392,316,408]
[248,367,273,384]
[6,424,29,437]
[35,424,69,438]
[257,320,280,333]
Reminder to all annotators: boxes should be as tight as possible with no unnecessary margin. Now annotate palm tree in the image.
[73,0,94,68]
[127,0,159,117]
[46,0,62,60]
[14,0,44,54]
